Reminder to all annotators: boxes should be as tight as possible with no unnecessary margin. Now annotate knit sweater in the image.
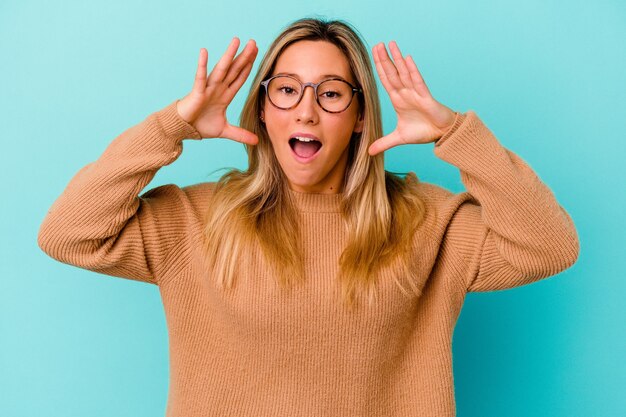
[37,99,579,417]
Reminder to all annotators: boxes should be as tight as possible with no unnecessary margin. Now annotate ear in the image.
[353,112,364,134]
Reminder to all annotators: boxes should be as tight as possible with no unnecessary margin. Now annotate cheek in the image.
[329,116,359,142]
[265,110,289,136]
[264,123,289,157]
[265,121,283,145]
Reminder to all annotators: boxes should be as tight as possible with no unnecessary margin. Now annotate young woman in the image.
[38,17,579,417]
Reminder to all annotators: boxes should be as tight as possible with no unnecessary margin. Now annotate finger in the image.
[222,124,259,145]
[223,40,258,87]
[207,37,241,85]
[223,40,256,86]
[227,57,255,95]
[368,130,403,156]
[220,60,253,104]
[376,43,404,90]
[405,55,432,97]
[192,48,208,92]
[372,43,395,94]
[388,41,413,89]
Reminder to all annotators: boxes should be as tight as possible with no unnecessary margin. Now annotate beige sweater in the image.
[38,100,579,416]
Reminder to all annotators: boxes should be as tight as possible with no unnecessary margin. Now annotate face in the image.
[261,40,364,194]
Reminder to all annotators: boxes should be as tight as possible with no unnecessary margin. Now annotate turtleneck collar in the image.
[287,188,343,213]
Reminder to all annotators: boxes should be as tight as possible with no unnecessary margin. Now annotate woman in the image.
[38,17,579,417]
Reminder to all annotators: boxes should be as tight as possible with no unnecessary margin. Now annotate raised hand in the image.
[368,41,457,156]
[176,37,259,145]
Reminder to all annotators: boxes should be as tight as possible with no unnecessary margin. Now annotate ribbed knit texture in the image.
[38,100,580,416]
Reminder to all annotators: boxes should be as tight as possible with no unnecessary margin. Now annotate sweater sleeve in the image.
[432,111,580,293]
[37,100,203,286]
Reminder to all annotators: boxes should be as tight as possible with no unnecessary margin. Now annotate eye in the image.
[318,79,348,100]
[278,85,298,95]
[321,91,341,98]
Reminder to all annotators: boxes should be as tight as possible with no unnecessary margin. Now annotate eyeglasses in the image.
[260,74,362,113]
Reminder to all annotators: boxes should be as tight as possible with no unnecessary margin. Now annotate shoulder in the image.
[413,180,453,203]
[139,182,218,219]
[404,172,467,207]
[405,172,480,230]
[181,182,217,205]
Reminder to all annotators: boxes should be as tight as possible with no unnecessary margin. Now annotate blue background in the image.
[1,0,624,416]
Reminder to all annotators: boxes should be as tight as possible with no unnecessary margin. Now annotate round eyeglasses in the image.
[260,74,362,113]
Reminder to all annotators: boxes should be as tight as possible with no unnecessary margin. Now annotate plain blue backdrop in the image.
[1,0,624,416]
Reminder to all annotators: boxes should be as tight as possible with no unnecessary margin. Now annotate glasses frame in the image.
[260,74,363,114]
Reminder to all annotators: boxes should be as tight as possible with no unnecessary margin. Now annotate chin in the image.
[286,174,320,190]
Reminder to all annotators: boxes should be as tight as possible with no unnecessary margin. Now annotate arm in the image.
[364,39,579,292]
[38,39,260,286]
[37,100,202,285]
[433,111,580,292]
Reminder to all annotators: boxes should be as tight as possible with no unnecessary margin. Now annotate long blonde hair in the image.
[202,17,427,309]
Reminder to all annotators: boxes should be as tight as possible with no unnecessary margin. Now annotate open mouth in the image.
[289,136,323,160]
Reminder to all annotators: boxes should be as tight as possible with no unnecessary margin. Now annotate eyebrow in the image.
[276,72,349,81]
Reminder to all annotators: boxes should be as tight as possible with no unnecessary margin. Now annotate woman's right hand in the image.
[176,37,259,145]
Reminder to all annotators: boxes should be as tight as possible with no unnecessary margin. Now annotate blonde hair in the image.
[202,17,427,309]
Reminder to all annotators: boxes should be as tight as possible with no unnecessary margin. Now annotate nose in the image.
[294,85,319,124]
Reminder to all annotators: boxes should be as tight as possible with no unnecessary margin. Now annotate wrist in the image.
[176,98,195,125]
[437,111,457,138]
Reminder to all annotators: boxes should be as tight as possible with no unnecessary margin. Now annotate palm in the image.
[369,41,456,156]
[393,97,453,143]
[182,92,230,139]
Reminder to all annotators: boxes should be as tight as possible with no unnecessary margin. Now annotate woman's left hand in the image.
[369,41,457,156]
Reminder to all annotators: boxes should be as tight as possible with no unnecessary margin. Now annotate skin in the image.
[368,41,457,155]
[176,38,260,144]
[260,40,364,194]
[175,37,457,194]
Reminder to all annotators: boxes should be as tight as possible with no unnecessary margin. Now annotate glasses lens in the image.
[317,79,353,112]
[267,76,302,109]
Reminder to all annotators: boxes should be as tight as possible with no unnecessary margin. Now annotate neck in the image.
[285,148,349,195]
[286,187,343,213]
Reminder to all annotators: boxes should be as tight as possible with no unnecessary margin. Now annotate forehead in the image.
[273,40,353,82]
